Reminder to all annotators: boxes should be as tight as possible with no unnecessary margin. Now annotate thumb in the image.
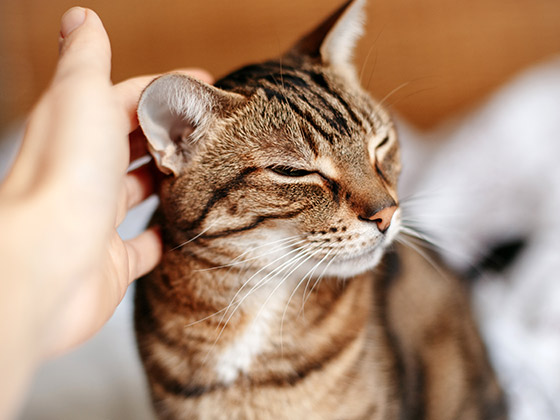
[55,8,111,83]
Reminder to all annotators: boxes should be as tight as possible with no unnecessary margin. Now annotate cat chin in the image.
[325,249,387,278]
[296,245,388,279]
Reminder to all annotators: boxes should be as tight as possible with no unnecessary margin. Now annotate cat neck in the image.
[140,244,374,383]
[156,243,373,330]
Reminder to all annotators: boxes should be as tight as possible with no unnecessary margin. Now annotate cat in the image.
[134,0,506,418]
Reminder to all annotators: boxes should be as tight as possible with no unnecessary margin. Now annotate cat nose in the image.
[360,205,398,233]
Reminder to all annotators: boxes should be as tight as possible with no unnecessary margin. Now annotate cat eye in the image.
[269,166,313,177]
[377,135,390,148]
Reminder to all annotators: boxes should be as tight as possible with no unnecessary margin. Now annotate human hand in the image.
[0,7,211,416]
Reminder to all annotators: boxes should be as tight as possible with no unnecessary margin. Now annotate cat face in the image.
[138,0,401,278]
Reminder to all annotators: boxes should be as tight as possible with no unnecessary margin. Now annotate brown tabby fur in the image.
[134,1,506,419]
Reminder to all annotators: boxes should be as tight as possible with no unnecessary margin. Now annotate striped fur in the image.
[135,1,506,418]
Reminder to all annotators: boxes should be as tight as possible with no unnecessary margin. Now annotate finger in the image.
[113,69,215,132]
[129,127,149,163]
[115,161,157,225]
[55,8,111,84]
[125,162,157,210]
[125,227,163,282]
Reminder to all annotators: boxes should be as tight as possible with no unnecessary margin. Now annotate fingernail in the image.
[60,7,86,38]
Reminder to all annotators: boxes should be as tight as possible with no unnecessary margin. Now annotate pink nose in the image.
[362,205,397,233]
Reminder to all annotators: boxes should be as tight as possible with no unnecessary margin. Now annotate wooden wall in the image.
[1,0,559,132]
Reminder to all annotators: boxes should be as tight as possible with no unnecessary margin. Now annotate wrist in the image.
[0,241,42,419]
[0,199,52,360]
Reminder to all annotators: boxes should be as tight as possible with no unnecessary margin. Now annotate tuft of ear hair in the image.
[137,74,245,176]
[289,0,366,79]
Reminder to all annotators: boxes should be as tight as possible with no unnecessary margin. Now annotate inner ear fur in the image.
[137,73,245,176]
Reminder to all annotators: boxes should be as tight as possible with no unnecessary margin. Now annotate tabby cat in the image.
[134,1,506,418]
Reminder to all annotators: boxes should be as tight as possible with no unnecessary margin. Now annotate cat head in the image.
[137,0,401,278]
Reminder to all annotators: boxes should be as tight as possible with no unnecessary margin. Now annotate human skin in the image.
[0,7,211,418]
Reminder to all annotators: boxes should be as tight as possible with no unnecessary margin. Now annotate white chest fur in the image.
[213,281,292,384]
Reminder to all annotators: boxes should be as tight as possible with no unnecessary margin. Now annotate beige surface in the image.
[1,0,559,130]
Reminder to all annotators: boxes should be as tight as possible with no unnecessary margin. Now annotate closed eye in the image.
[377,135,389,149]
[374,136,390,180]
[268,166,314,177]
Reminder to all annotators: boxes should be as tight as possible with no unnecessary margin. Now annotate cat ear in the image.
[290,0,366,72]
[137,74,245,176]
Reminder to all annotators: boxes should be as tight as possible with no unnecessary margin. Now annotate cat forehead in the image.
[217,60,370,115]
[217,60,388,142]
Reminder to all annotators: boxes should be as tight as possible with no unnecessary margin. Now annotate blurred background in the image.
[1,0,560,132]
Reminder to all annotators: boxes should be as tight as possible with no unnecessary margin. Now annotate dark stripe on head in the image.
[279,94,336,144]
[274,69,353,137]
[332,90,365,128]
[299,123,319,156]
[177,167,258,235]
[306,70,363,128]
[218,60,368,144]
[297,88,351,137]
[215,61,301,91]
[269,73,309,90]
[262,86,289,104]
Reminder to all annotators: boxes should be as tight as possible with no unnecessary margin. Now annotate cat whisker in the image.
[359,42,377,86]
[194,236,306,272]
[183,307,229,328]
[217,243,313,329]
[183,242,307,336]
[254,244,322,325]
[395,235,450,282]
[280,252,325,340]
[362,24,386,90]
[399,227,446,256]
[170,219,220,251]
[400,190,450,206]
[217,242,312,323]
[183,238,306,329]
[399,224,479,268]
[279,55,285,91]
[264,63,290,105]
[252,243,328,355]
[401,204,469,220]
[301,249,336,307]
[366,51,378,94]
[375,81,411,112]
[383,86,435,110]
[202,245,315,365]
[280,248,333,355]
[399,225,443,250]
[300,247,343,317]
[400,218,494,268]
[261,251,322,357]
